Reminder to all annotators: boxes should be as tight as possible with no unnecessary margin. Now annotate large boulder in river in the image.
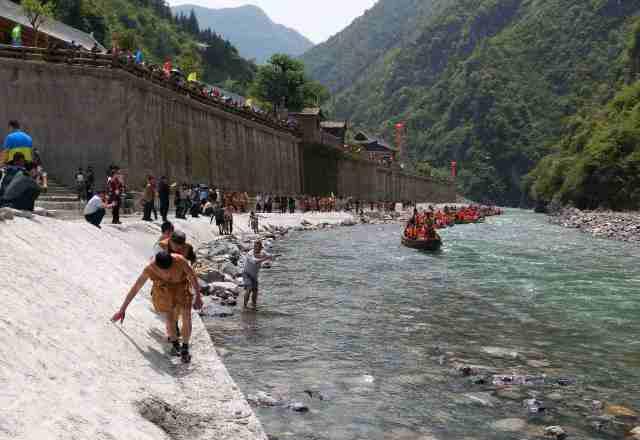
[209,241,240,257]
[209,282,241,297]
[221,262,241,278]
[199,270,225,283]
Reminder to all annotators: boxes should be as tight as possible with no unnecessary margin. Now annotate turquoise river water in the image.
[206,210,640,440]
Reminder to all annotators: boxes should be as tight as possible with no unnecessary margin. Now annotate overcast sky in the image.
[167,0,378,43]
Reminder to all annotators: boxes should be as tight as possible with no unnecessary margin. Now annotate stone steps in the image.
[36,178,84,219]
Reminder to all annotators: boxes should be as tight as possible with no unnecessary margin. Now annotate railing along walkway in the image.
[0,44,298,136]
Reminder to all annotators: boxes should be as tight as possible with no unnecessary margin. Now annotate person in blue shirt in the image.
[2,120,33,164]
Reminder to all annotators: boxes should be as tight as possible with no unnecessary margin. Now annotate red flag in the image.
[163,60,172,78]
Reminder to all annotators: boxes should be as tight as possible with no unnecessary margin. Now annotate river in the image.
[205,210,640,439]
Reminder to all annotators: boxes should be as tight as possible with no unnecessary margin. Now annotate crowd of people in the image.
[3,29,297,133]
[404,205,503,241]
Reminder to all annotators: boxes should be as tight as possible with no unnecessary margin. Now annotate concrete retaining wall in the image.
[0,59,300,193]
[302,142,455,202]
[0,59,455,202]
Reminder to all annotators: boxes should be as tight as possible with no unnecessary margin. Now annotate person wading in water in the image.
[242,240,272,309]
[111,251,203,363]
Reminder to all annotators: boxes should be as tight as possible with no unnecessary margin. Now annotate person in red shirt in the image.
[107,166,125,225]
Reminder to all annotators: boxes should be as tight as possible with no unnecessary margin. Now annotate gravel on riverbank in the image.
[548,207,640,242]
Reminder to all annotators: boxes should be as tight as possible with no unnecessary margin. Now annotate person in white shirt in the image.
[84,190,109,228]
[242,240,273,309]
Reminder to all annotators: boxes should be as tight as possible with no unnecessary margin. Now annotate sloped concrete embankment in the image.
[0,215,268,440]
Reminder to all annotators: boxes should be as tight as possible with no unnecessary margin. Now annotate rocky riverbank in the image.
[191,211,389,325]
[548,208,640,243]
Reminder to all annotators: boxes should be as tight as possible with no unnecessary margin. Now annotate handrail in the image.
[0,45,299,136]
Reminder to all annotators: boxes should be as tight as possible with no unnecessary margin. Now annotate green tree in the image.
[302,80,330,108]
[22,0,55,47]
[176,44,203,78]
[250,54,308,112]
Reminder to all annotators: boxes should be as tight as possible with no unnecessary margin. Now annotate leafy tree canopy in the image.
[250,54,329,112]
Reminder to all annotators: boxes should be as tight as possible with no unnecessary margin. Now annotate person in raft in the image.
[111,251,203,363]
[242,240,273,309]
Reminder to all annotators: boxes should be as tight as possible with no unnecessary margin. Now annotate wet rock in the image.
[221,298,237,307]
[586,415,614,432]
[247,391,279,407]
[453,362,494,377]
[492,374,545,387]
[482,346,520,359]
[199,302,235,318]
[209,242,240,257]
[605,404,637,418]
[591,400,604,411]
[199,270,225,283]
[287,402,309,413]
[526,359,551,368]
[544,425,567,439]
[209,282,241,296]
[221,262,241,278]
[495,388,526,401]
[465,392,497,407]
[303,390,326,401]
[524,398,546,414]
[556,377,576,387]
[629,426,640,439]
[546,392,564,401]
[491,418,527,432]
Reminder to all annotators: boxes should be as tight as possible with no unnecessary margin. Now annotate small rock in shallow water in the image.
[527,359,551,368]
[491,418,527,432]
[556,377,575,386]
[221,262,241,278]
[524,398,546,414]
[482,346,520,359]
[544,425,567,439]
[288,402,309,413]
[629,426,640,439]
[605,404,637,418]
[199,270,225,283]
[465,392,497,407]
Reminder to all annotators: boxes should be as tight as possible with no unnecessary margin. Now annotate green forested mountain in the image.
[14,0,256,87]
[527,21,640,210]
[302,0,640,205]
[171,4,313,64]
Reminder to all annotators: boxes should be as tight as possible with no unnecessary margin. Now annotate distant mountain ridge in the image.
[172,4,313,64]
[301,0,640,205]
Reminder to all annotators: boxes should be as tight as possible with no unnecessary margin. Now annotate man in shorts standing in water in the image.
[111,251,203,363]
[242,240,272,309]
